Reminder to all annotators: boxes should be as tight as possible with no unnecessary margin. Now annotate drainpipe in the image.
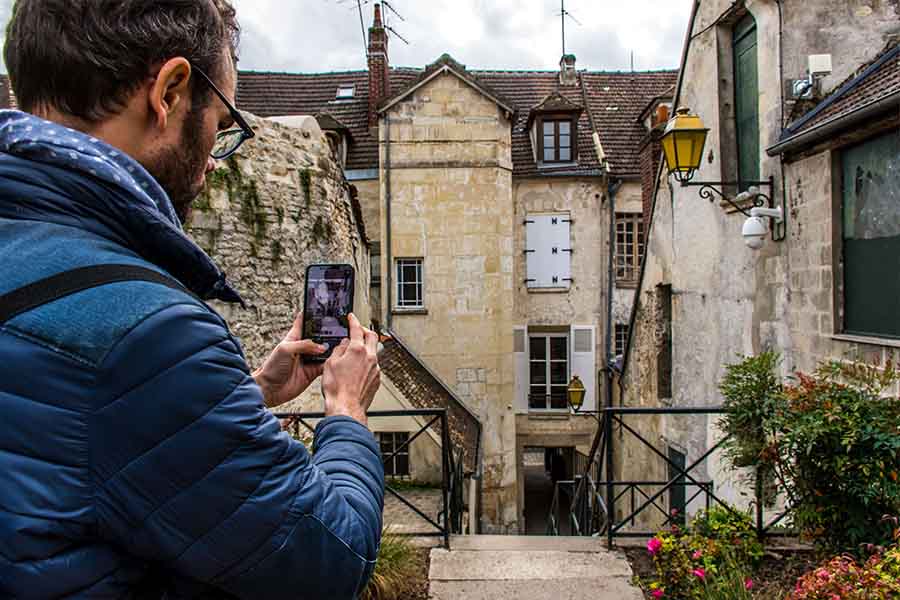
[384,114,393,328]
[605,180,622,410]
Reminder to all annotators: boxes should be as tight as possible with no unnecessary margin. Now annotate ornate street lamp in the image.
[660,107,784,245]
[567,375,586,412]
[660,107,709,184]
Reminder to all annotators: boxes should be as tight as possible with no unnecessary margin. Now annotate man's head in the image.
[4,0,241,223]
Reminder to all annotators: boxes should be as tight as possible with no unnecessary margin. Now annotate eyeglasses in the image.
[192,65,255,160]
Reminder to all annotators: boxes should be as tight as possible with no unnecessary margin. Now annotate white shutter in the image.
[571,326,596,412]
[525,214,571,289]
[513,327,529,413]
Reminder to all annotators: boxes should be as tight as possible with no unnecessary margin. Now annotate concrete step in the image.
[449,534,610,553]
[429,578,643,600]
[428,536,643,600]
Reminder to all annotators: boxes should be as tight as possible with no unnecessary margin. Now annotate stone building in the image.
[237,4,675,533]
[615,0,899,530]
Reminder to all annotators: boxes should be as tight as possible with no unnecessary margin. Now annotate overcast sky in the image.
[0,0,693,74]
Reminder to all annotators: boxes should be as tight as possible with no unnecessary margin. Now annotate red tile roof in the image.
[781,42,900,139]
[237,65,676,179]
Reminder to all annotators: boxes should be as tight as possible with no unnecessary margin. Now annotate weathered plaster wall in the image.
[187,114,371,371]
[379,71,518,532]
[618,0,900,524]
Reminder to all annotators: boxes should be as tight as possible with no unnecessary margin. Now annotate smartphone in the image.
[302,264,355,361]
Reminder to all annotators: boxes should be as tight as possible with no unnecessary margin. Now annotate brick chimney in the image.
[639,125,665,228]
[368,3,390,128]
[559,54,577,86]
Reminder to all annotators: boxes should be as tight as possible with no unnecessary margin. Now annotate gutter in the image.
[384,115,394,328]
[766,90,900,156]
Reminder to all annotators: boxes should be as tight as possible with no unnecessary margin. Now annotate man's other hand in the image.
[322,313,381,427]
[253,314,327,409]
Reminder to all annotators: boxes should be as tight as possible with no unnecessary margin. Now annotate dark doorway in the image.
[668,447,687,527]
[523,446,574,535]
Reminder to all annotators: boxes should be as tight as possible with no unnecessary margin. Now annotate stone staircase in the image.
[428,535,644,600]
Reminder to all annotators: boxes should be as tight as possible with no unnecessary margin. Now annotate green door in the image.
[734,14,759,190]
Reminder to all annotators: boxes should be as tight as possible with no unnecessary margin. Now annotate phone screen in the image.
[302,264,355,350]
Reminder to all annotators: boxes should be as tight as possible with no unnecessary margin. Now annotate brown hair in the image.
[4,0,240,121]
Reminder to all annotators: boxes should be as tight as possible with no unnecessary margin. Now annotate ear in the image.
[148,57,192,131]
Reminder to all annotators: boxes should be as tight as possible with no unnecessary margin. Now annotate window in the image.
[370,243,381,286]
[840,130,900,339]
[378,432,410,478]
[336,85,355,99]
[396,258,423,308]
[614,323,630,357]
[657,284,673,399]
[615,213,645,284]
[529,334,569,410]
[525,214,572,289]
[540,118,575,163]
[733,13,759,189]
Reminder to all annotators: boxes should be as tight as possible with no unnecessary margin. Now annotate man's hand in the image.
[322,313,381,427]
[253,314,327,409]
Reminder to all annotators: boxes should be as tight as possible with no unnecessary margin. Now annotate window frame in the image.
[378,431,411,478]
[395,257,424,309]
[615,212,645,286]
[538,114,577,164]
[614,323,630,357]
[336,84,355,100]
[835,128,900,341]
[528,332,570,411]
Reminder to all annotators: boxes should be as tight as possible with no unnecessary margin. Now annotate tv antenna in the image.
[335,0,370,55]
[558,0,582,56]
[381,1,410,45]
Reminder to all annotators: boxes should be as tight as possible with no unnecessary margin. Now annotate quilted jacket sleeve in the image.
[92,301,384,599]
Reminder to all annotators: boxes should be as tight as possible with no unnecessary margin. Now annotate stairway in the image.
[428,535,643,600]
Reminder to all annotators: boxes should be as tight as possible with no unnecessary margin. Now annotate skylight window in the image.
[336,85,355,99]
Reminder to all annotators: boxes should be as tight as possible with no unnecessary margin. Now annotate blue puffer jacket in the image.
[0,111,384,599]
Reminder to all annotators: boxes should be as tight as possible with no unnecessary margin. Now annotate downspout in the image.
[384,114,393,328]
[605,180,622,410]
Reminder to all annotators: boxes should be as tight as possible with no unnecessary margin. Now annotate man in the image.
[0,1,384,598]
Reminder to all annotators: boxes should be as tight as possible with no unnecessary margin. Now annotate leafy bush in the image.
[787,551,900,599]
[644,507,760,599]
[360,530,421,600]
[772,360,900,552]
[719,355,900,553]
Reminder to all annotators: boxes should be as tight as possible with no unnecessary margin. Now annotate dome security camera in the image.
[741,207,783,250]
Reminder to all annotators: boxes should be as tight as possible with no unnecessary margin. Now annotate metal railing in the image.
[550,406,796,547]
[276,408,465,548]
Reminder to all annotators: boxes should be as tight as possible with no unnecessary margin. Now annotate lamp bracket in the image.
[680,176,775,218]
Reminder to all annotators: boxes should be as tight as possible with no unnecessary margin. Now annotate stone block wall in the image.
[380,71,517,532]
[186,114,371,371]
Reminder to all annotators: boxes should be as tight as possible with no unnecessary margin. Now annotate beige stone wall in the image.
[618,0,900,524]
[187,114,371,376]
[379,71,518,532]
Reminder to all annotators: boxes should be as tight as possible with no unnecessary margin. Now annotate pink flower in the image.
[744,578,753,590]
[651,590,664,599]
[692,550,703,560]
[647,537,662,555]
[693,568,706,580]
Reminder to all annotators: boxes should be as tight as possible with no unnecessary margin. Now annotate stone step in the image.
[429,549,632,581]
[429,578,643,600]
[449,534,610,553]
[429,536,643,600]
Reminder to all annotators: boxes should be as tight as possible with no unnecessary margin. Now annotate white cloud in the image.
[0,0,693,74]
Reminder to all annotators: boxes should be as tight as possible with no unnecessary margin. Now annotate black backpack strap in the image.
[0,264,197,326]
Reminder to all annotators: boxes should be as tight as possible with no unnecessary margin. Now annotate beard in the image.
[144,100,210,225]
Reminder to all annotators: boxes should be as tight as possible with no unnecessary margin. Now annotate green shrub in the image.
[692,506,764,566]
[772,360,900,552]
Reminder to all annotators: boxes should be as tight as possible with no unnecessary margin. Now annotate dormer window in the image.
[336,85,355,99]
[541,117,575,163]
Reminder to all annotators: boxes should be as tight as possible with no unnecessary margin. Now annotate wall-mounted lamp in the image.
[567,375,586,413]
[661,107,785,243]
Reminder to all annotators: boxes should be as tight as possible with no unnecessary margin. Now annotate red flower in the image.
[693,568,706,580]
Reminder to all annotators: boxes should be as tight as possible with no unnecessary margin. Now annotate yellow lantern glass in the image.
[567,375,586,412]
[660,107,710,183]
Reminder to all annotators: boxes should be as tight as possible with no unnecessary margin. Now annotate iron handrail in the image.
[275,408,462,548]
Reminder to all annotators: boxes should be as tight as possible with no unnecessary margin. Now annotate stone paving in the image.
[383,486,444,538]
